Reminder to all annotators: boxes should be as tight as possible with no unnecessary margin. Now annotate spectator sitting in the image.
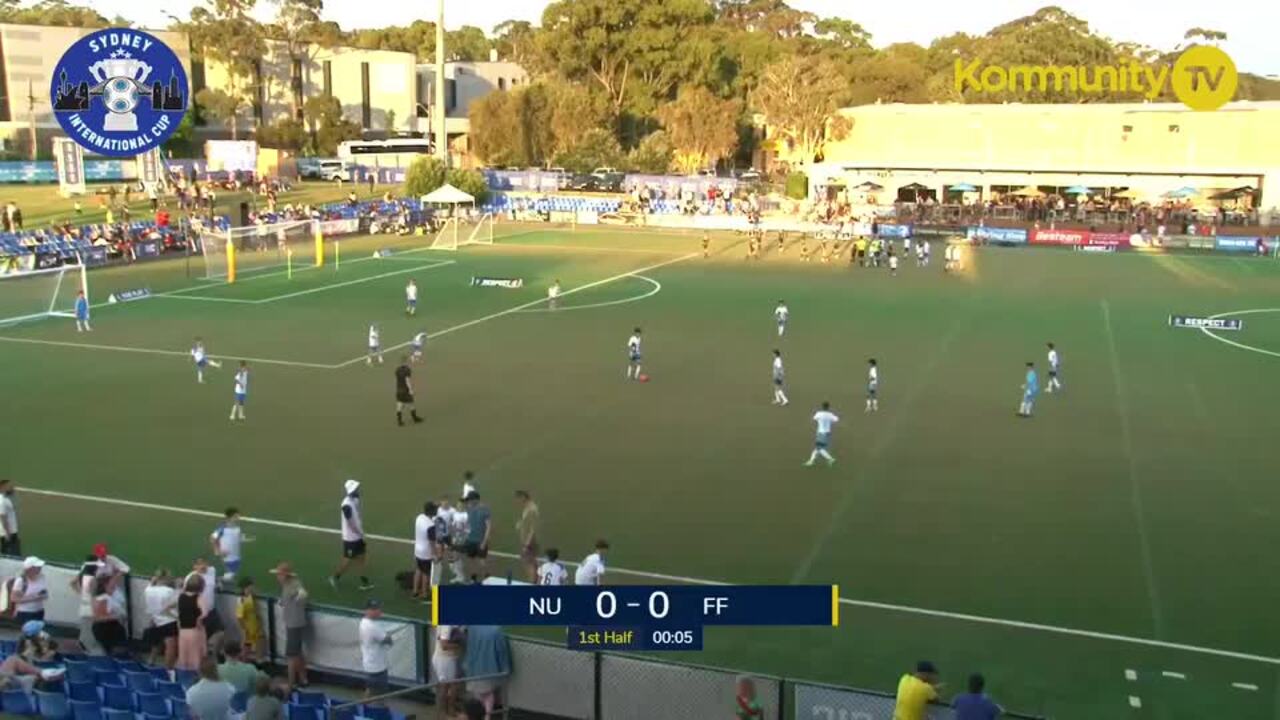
[0,654,56,693]
[17,621,56,663]
[952,673,1003,720]
[186,656,236,720]
[244,675,284,720]
[219,641,267,694]
[893,660,942,720]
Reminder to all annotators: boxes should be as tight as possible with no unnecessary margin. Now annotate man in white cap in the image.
[330,480,374,591]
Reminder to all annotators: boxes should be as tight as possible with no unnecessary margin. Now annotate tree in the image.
[180,0,266,138]
[548,83,614,157]
[268,0,340,121]
[468,85,554,168]
[813,18,871,51]
[752,55,852,165]
[195,88,249,138]
[1182,27,1227,45]
[257,116,306,150]
[445,167,489,204]
[493,20,536,65]
[553,128,623,173]
[302,94,360,155]
[446,26,492,61]
[405,155,448,197]
[626,130,673,173]
[163,111,199,157]
[656,85,740,174]
[0,0,111,27]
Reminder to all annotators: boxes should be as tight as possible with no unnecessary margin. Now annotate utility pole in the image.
[434,0,448,167]
[26,80,37,162]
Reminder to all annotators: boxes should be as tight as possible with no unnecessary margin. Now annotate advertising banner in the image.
[82,247,109,266]
[1169,315,1243,331]
[1030,229,1089,246]
[1216,236,1265,253]
[317,218,360,236]
[137,148,162,187]
[875,223,912,238]
[53,137,85,197]
[133,240,162,259]
[967,226,1028,244]
[35,253,61,269]
[1088,232,1130,248]
[470,277,524,289]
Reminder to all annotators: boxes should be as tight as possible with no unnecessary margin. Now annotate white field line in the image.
[152,294,258,304]
[495,243,682,255]
[1128,696,1142,708]
[1232,683,1260,691]
[1162,671,1187,680]
[0,336,336,369]
[20,486,1280,667]
[334,252,699,367]
[518,275,661,314]
[1101,299,1165,638]
[1202,308,1280,360]
[251,260,454,305]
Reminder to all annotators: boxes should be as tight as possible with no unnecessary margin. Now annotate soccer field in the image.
[3,226,1279,719]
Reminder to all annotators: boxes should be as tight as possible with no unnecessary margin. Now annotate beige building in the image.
[0,23,192,153]
[771,101,1280,209]
[415,57,529,162]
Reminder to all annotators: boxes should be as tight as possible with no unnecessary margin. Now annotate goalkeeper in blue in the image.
[191,337,222,384]
[1017,362,1039,418]
[74,290,91,332]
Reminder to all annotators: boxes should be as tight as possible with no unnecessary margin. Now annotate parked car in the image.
[297,158,322,179]
[590,167,619,178]
[318,159,353,182]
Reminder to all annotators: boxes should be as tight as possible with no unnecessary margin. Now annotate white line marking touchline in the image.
[1161,671,1187,680]
[1232,683,1259,691]
[21,486,1280,667]
[1128,696,1142,708]
[518,275,661,313]
[0,337,337,369]
[157,261,455,305]
[336,252,699,367]
[1125,670,1138,681]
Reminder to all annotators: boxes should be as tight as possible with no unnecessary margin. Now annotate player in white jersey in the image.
[865,358,879,412]
[330,479,374,591]
[229,361,249,421]
[405,279,419,316]
[210,507,249,585]
[771,350,789,406]
[366,324,383,366]
[412,501,440,600]
[775,301,789,337]
[888,251,899,275]
[411,331,427,363]
[190,337,222,384]
[574,540,609,586]
[548,279,562,311]
[804,402,840,466]
[537,548,568,586]
[915,240,925,266]
[1046,342,1063,393]
[626,328,643,380]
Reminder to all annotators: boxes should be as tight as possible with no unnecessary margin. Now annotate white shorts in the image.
[432,654,459,683]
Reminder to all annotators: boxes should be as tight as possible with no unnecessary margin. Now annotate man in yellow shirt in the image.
[893,661,941,720]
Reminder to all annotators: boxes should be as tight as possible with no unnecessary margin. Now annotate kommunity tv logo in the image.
[953,46,1238,111]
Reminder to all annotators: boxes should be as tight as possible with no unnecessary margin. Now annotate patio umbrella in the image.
[1114,189,1143,200]
[1209,186,1254,200]
[949,183,978,192]
[853,181,884,191]
[899,182,930,191]
[1064,185,1092,195]
[1011,186,1044,198]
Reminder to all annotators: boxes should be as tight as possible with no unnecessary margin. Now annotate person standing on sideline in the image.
[186,558,224,659]
[235,577,264,662]
[411,502,439,602]
[462,490,491,582]
[1018,362,1039,418]
[395,356,424,427]
[804,402,840,467]
[74,290,91,332]
[514,490,540,583]
[893,661,942,720]
[72,558,103,655]
[1046,342,1063,393]
[626,328,643,380]
[10,557,48,624]
[574,540,609,586]
[0,478,20,556]
[548,279,561,311]
[358,600,393,699]
[866,359,880,413]
[275,562,309,688]
[143,569,178,668]
[330,480,374,591]
[230,361,249,421]
[952,673,1003,720]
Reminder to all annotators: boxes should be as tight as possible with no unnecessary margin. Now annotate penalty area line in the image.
[20,486,1280,667]
[0,336,338,369]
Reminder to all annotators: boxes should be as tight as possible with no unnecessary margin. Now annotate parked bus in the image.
[337,138,434,169]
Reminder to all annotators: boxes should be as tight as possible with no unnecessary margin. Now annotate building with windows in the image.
[415,56,529,164]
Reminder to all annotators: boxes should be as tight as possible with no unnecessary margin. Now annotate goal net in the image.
[430,213,494,251]
[0,263,87,326]
[198,219,316,280]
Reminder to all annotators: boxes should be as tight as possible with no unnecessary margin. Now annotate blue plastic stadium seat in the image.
[136,691,169,717]
[292,691,327,707]
[288,704,324,720]
[169,697,187,719]
[67,700,99,720]
[358,705,392,720]
[125,671,156,694]
[146,667,171,681]
[100,686,132,712]
[174,670,197,689]
[3,689,37,716]
[85,658,115,672]
[66,683,97,703]
[34,690,70,720]
[156,681,182,700]
[101,709,132,720]
[92,672,123,689]
[230,691,248,713]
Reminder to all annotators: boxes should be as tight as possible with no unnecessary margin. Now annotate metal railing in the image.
[327,672,510,720]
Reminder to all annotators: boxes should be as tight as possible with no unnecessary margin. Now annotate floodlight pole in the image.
[434,0,448,167]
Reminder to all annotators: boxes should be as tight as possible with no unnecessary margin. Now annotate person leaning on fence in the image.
[735,675,764,719]
[358,599,394,700]
[143,569,179,668]
[90,575,129,656]
[432,623,464,717]
[462,625,512,720]
[893,661,942,720]
[176,573,207,671]
[952,673,1003,720]
[10,556,48,625]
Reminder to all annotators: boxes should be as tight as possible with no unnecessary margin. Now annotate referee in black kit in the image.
[395,355,423,426]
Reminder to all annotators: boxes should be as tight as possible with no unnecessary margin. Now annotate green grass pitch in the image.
[2,225,1279,719]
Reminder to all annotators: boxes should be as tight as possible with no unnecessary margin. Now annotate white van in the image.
[318,159,353,182]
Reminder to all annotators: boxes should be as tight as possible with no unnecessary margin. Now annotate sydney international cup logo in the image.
[51,29,188,157]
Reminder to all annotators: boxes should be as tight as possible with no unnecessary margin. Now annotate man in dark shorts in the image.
[395,356,423,427]
[275,562,309,688]
[461,490,491,581]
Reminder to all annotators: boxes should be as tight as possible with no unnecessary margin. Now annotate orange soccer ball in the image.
[638,373,650,383]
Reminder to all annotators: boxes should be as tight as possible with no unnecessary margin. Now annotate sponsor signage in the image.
[107,287,151,303]
[82,247,109,266]
[1088,232,1130,247]
[133,239,161,258]
[875,223,912,238]
[1216,236,1265,253]
[53,137,86,196]
[1077,244,1115,253]
[967,226,1028,244]
[318,218,360,236]
[1030,229,1089,246]
[470,276,524,289]
[35,253,61,269]
[1169,315,1243,331]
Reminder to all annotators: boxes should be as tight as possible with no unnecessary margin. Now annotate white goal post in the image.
[197,219,316,280]
[430,213,494,251]
[0,262,88,325]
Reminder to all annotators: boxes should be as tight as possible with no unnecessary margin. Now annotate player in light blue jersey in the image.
[411,331,427,363]
[74,290,91,332]
[1046,342,1063,393]
[230,361,249,421]
[771,350,789,406]
[775,301,789,337]
[190,337,223,384]
[366,324,383,366]
[804,402,840,466]
[626,328,643,380]
[865,358,879,412]
[1018,362,1039,418]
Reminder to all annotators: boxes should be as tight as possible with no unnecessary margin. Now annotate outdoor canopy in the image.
[421,184,476,204]
[1064,185,1092,195]
[949,183,978,192]
[1011,186,1045,198]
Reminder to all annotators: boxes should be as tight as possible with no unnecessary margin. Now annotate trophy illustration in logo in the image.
[87,49,153,131]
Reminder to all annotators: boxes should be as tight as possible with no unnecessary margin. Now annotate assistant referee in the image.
[395,355,423,426]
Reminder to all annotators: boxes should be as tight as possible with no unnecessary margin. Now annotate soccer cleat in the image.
[327,576,338,589]
[803,460,815,467]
